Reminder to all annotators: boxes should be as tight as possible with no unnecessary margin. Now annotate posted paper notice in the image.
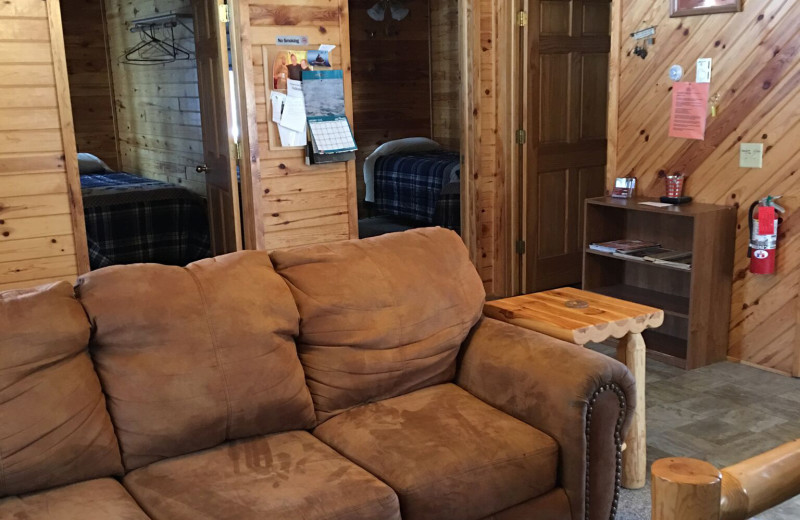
[669,82,709,140]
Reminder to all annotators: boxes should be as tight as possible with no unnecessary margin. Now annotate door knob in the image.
[196,164,209,173]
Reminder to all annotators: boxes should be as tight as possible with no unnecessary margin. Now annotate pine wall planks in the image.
[349,0,433,211]
[466,0,513,297]
[242,0,358,250]
[0,0,85,290]
[430,0,459,151]
[61,0,119,170]
[105,0,206,195]
[608,0,800,375]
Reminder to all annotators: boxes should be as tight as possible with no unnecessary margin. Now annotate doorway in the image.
[60,0,241,269]
[521,0,611,292]
[348,0,463,239]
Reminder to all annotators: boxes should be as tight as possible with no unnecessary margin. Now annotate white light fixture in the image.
[367,2,385,21]
[390,1,409,21]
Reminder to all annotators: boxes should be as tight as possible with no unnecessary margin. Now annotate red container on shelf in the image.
[665,174,685,198]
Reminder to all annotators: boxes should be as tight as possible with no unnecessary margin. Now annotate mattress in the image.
[80,173,211,269]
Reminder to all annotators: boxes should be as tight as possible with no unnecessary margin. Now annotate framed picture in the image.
[670,0,742,17]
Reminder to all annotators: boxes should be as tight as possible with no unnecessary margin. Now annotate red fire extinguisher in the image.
[748,196,784,274]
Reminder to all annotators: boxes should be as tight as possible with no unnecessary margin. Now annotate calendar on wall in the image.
[302,70,357,157]
[308,116,357,154]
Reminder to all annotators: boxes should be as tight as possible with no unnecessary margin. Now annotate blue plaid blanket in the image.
[80,173,211,270]
[374,151,460,229]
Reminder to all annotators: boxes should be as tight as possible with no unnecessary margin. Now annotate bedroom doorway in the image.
[60,0,242,270]
[348,0,462,239]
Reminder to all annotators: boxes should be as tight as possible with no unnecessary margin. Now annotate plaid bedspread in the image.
[374,151,460,230]
[80,173,211,270]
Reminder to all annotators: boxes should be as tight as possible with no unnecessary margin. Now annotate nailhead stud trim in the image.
[584,383,627,520]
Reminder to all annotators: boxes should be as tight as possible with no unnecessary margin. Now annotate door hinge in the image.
[219,4,230,23]
[235,141,242,161]
[515,239,526,255]
[517,11,528,27]
[515,129,527,145]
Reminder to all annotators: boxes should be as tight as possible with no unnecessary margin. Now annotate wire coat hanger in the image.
[121,16,194,65]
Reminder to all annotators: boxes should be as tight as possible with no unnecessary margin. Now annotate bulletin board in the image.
[261,45,341,151]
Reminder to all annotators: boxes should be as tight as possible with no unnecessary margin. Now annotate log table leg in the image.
[617,332,647,489]
[651,458,721,520]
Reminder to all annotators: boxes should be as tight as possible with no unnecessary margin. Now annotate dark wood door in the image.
[524,0,610,291]
[193,0,241,255]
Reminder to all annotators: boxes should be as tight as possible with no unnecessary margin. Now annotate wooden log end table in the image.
[483,286,664,490]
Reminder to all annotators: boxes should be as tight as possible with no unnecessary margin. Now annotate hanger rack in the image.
[122,13,194,65]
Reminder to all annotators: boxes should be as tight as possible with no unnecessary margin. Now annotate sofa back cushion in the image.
[76,251,316,471]
[271,227,485,422]
[0,282,123,497]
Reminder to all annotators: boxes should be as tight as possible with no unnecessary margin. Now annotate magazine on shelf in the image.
[589,239,661,254]
[642,250,692,262]
[653,256,692,270]
[612,247,666,261]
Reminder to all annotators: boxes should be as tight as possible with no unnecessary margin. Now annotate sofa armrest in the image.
[456,317,636,520]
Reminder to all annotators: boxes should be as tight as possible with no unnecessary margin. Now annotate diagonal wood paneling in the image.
[608,0,800,375]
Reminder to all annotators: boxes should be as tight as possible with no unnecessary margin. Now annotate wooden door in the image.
[523,0,610,292]
[193,0,242,255]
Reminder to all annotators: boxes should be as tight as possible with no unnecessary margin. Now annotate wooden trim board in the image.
[47,0,89,275]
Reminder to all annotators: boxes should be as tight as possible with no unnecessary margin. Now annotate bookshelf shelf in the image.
[585,249,693,273]
[594,284,690,319]
[583,197,736,370]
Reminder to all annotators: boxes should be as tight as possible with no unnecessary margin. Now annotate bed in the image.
[363,139,461,233]
[79,155,211,270]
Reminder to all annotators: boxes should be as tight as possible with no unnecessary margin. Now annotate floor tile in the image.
[594,345,800,520]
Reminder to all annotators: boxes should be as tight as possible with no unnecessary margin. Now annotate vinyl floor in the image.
[588,343,800,520]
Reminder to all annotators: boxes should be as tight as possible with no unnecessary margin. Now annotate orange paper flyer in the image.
[669,82,710,140]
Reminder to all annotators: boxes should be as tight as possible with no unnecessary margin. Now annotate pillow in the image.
[0,282,123,497]
[271,227,486,422]
[77,153,113,174]
[76,251,317,470]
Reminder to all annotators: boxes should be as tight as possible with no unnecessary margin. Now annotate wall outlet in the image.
[740,143,764,168]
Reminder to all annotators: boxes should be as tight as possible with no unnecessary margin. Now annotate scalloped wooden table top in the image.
[484,287,665,345]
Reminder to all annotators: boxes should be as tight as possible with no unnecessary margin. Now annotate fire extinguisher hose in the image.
[747,200,759,259]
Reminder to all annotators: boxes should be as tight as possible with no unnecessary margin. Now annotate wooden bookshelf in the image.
[583,197,736,369]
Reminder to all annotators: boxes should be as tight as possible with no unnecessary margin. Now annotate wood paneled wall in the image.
[461,0,517,297]
[430,0,459,151]
[61,0,119,170]
[1,0,512,298]
[607,0,800,375]
[238,0,358,250]
[105,0,206,195]
[349,0,433,209]
[0,0,87,291]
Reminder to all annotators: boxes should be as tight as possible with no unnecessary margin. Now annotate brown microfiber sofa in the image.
[0,228,635,520]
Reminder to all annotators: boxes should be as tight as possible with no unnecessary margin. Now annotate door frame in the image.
[230,0,263,250]
[459,0,523,297]
[49,0,90,275]
[59,0,250,265]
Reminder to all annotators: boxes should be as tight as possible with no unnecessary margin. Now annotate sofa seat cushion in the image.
[0,479,150,520]
[123,431,400,520]
[314,384,559,520]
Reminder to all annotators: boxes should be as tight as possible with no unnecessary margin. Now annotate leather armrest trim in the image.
[586,383,627,520]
